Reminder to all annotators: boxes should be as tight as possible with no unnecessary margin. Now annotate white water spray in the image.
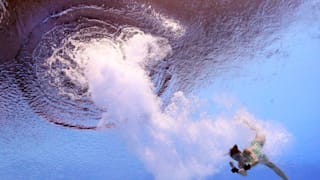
[0,0,8,23]
[72,31,290,179]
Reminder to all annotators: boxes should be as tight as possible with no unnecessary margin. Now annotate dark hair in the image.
[230,144,241,156]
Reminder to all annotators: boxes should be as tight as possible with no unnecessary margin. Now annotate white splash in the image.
[150,8,186,38]
[75,31,290,180]
[0,0,8,23]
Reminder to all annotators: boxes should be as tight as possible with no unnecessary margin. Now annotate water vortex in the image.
[1,0,301,129]
[14,2,179,129]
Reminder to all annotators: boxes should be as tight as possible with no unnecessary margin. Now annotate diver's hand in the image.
[230,161,239,173]
[238,168,247,176]
[231,167,239,173]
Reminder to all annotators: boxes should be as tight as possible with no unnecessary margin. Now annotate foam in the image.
[75,31,290,179]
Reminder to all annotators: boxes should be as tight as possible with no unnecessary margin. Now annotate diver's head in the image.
[230,144,242,161]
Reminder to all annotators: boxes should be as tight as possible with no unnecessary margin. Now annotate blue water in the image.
[1,0,320,180]
[198,7,320,179]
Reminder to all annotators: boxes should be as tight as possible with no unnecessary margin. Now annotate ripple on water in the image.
[1,0,301,129]
[15,3,179,129]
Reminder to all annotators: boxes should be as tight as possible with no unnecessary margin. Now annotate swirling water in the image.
[1,0,300,129]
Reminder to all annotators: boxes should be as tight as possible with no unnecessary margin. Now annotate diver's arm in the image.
[263,160,288,180]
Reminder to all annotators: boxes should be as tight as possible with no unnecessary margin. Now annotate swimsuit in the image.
[242,140,264,165]
[250,140,263,159]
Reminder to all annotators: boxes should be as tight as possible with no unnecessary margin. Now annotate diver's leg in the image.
[254,131,266,146]
[240,117,266,146]
[260,155,288,180]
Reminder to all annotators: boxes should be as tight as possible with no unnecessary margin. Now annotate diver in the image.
[229,128,288,180]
